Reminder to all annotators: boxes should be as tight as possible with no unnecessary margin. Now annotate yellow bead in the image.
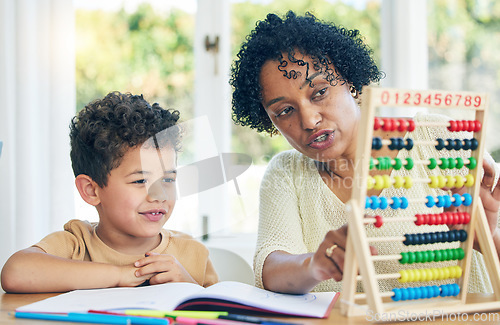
[455,175,465,188]
[429,176,438,188]
[367,176,375,190]
[455,266,463,278]
[446,175,456,188]
[443,267,450,280]
[449,266,456,278]
[432,268,439,280]
[437,175,447,188]
[465,174,475,187]
[383,175,391,189]
[373,175,384,190]
[394,176,404,188]
[409,269,418,282]
[403,176,413,189]
[420,269,427,281]
[438,269,445,280]
[399,270,408,283]
[426,269,433,281]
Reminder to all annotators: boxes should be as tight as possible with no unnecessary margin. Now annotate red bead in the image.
[435,214,443,225]
[463,212,471,224]
[456,120,463,132]
[415,214,423,226]
[374,215,383,228]
[390,119,398,131]
[474,120,482,132]
[374,117,381,130]
[441,213,448,225]
[458,212,465,224]
[398,119,408,132]
[452,213,459,225]
[382,118,391,131]
[462,120,469,132]
[448,120,457,132]
[429,214,436,225]
[423,214,430,225]
[407,119,415,132]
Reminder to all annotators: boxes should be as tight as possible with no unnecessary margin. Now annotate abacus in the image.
[340,86,500,319]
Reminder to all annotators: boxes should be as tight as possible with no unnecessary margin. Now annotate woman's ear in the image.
[75,174,101,206]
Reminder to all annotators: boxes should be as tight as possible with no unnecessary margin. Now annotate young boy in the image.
[1,92,218,293]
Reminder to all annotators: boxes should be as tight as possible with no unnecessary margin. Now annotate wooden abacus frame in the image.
[340,86,500,319]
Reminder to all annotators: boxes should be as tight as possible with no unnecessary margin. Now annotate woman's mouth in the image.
[308,130,334,149]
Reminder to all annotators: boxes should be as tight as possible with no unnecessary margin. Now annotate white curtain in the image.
[0,0,75,271]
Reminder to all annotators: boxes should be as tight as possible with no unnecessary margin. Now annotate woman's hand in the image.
[133,253,197,285]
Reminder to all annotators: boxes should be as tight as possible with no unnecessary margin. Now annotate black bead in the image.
[436,138,445,150]
[405,138,414,150]
[445,138,454,150]
[462,139,471,150]
[470,138,478,150]
[372,137,383,150]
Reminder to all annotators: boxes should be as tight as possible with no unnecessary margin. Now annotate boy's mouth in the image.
[140,209,166,222]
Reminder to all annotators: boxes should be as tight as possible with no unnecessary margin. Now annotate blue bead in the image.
[436,232,444,242]
[440,284,449,297]
[449,230,457,242]
[442,231,450,242]
[414,287,421,300]
[443,195,452,208]
[424,233,432,244]
[407,287,415,300]
[435,138,445,150]
[454,139,462,150]
[425,195,435,208]
[436,195,445,208]
[365,197,371,209]
[430,233,438,244]
[471,138,478,150]
[370,196,380,209]
[392,288,401,301]
[401,288,409,301]
[403,234,412,246]
[432,286,440,298]
[462,139,471,150]
[379,197,388,209]
[459,230,468,242]
[463,193,472,206]
[445,138,454,150]
[452,193,462,207]
[451,284,460,296]
[401,197,409,209]
[390,197,401,209]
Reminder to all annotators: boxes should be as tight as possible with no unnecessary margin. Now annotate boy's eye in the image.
[277,106,293,117]
[133,179,147,184]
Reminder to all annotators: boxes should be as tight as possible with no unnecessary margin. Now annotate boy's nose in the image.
[147,179,175,201]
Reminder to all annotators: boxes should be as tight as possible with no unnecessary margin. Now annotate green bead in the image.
[457,248,465,260]
[405,157,414,170]
[415,251,423,263]
[428,250,435,262]
[428,158,437,169]
[439,157,449,170]
[369,157,374,170]
[408,252,416,264]
[447,157,456,169]
[393,158,403,170]
[456,157,464,169]
[442,249,449,261]
[435,250,442,262]
[376,157,383,170]
[400,252,409,264]
[467,156,477,169]
[421,251,429,263]
[385,157,392,170]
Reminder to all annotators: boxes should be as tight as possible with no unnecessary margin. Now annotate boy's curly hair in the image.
[230,11,383,135]
[70,91,181,187]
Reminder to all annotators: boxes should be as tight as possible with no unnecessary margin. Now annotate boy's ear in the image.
[75,174,101,206]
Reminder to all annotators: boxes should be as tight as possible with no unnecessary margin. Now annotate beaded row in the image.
[399,248,465,264]
[365,194,472,210]
[373,118,416,132]
[403,230,467,246]
[391,284,460,301]
[369,156,477,170]
[367,174,474,190]
[414,212,471,226]
[373,117,481,133]
[371,137,479,151]
[398,266,462,283]
[425,193,472,208]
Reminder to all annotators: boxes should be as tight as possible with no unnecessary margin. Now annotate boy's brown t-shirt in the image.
[34,219,218,287]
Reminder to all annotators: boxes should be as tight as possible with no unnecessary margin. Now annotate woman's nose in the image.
[299,104,322,130]
[147,178,175,201]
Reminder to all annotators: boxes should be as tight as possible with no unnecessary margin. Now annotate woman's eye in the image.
[277,106,293,117]
[163,177,176,183]
[313,87,328,99]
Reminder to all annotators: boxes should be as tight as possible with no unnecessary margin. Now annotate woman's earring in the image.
[350,85,358,99]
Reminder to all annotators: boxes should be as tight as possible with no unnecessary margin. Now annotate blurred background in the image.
[2,0,500,270]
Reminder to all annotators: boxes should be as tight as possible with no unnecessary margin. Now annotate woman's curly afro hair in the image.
[230,11,383,135]
[70,91,181,187]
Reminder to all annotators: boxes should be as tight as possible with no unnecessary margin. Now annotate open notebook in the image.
[16,281,338,319]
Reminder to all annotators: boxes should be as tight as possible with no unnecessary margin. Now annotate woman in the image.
[230,11,500,294]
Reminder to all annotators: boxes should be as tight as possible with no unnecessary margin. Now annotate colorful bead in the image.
[439,158,449,169]
[372,137,383,150]
[429,176,438,188]
[474,120,482,132]
[437,175,447,188]
[471,138,478,150]
[435,138,445,150]
[401,197,409,209]
[448,120,457,132]
[403,176,413,189]
[373,117,381,130]
[465,174,474,187]
[405,138,414,150]
[405,157,414,170]
[408,119,415,132]
[382,118,393,131]
[397,119,408,132]
[426,195,435,207]
[382,175,391,188]
[446,175,456,188]
[379,197,388,209]
[369,157,375,170]
[463,139,471,150]
[374,215,383,228]
[394,176,404,188]
[463,193,472,206]
[393,157,403,170]
[428,158,437,169]
[445,138,455,150]
[467,156,477,169]
[455,175,465,188]
[373,175,383,190]
[452,193,462,207]
[456,157,464,168]
[390,197,401,209]
[367,176,375,189]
